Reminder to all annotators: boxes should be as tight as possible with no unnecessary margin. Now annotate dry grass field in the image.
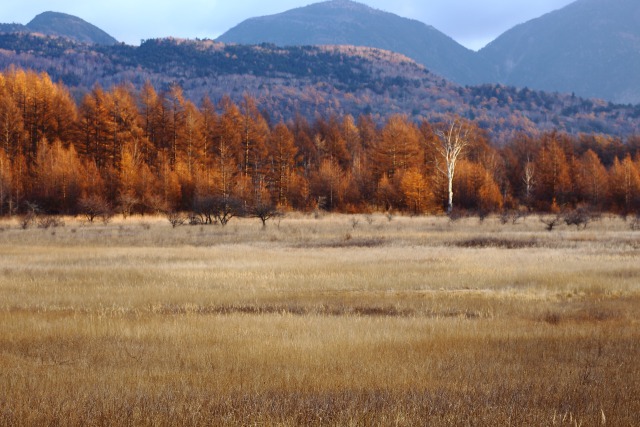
[0,213,639,426]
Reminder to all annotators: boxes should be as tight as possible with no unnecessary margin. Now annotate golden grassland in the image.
[0,214,639,426]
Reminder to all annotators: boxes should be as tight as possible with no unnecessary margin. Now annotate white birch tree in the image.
[433,118,472,214]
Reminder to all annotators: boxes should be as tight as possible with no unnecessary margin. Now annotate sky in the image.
[0,0,576,51]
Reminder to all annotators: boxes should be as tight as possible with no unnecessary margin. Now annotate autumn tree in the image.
[48,81,77,146]
[575,149,608,209]
[291,114,317,173]
[138,81,161,164]
[499,133,541,209]
[106,84,147,171]
[451,160,502,213]
[608,155,640,213]
[349,115,377,204]
[314,114,350,168]
[199,96,217,189]
[400,167,431,214]
[238,95,269,185]
[211,96,242,199]
[9,153,28,214]
[166,84,187,168]
[534,135,573,210]
[0,69,76,160]
[0,150,12,215]
[342,115,362,159]
[78,85,112,168]
[373,115,423,180]
[0,78,25,158]
[575,134,625,168]
[376,173,403,212]
[267,122,299,208]
[31,139,84,213]
[154,151,181,213]
[117,141,156,216]
[310,159,344,211]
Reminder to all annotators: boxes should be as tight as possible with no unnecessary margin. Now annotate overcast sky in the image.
[1,0,576,51]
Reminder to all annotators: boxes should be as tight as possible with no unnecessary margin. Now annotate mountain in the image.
[480,0,640,104]
[2,33,638,144]
[217,0,493,85]
[0,11,118,45]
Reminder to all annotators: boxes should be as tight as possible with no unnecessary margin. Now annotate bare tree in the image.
[251,202,281,229]
[117,191,139,219]
[77,194,113,224]
[540,214,562,232]
[20,202,40,229]
[210,196,245,226]
[192,194,218,225]
[433,118,472,214]
[563,207,599,230]
[165,211,187,228]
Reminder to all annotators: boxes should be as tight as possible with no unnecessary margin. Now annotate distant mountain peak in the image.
[26,11,118,45]
[31,11,78,21]
[315,0,380,12]
[479,0,640,103]
[218,0,492,85]
[320,0,370,8]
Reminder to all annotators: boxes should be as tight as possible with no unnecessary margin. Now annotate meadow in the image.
[0,213,639,426]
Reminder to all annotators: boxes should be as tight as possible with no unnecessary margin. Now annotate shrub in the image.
[78,195,113,224]
[19,211,37,230]
[166,211,187,228]
[563,207,598,229]
[540,214,562,231]
[37,216,65,229]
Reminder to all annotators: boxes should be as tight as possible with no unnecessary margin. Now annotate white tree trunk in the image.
[434,119,470,214]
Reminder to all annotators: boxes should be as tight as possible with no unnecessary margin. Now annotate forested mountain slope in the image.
[1,33,638,143]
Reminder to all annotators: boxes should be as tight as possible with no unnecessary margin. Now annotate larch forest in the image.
[1,68,640,221]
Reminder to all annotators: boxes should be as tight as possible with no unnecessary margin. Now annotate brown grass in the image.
[0,214,639,425]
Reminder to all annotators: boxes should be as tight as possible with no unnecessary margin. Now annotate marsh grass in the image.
[0,214,639,425]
